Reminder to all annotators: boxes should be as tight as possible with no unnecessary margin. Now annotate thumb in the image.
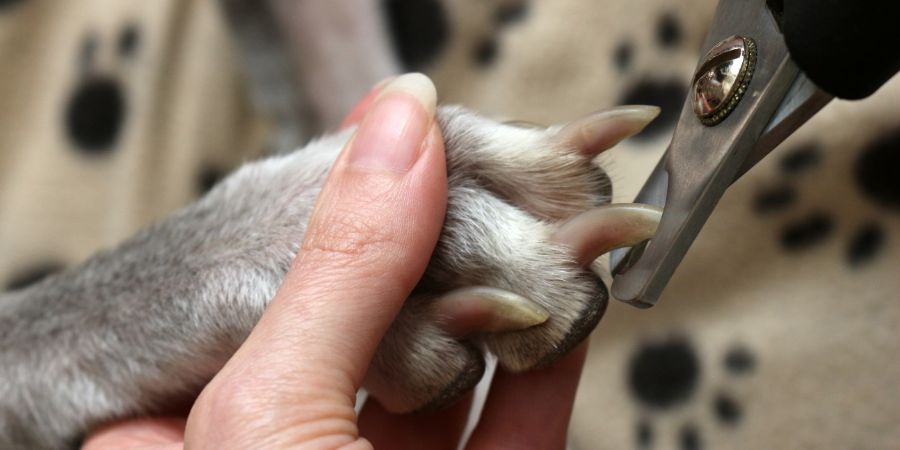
[186,74,446,448]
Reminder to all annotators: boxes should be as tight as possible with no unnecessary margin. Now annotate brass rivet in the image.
[692,36,756,126]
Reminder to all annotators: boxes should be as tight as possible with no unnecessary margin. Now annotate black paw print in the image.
[0,0,23,11]
[628,335,756,450]
[469,0,530,68]
[615,12,690,140]
[384,0,450,70]
[381,0,534,71]
[753,127,900,268]
[385,0,530,70]
[65,22,140,155]
[2,23,143,291]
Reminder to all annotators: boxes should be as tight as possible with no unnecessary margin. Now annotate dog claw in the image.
[552,203,662,265]
[553,105,661,156]
[430,286,551,338]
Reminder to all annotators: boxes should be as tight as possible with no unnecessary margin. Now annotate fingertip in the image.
[340,77,396,129]
[376,73,437,118]
[345,75,438,173]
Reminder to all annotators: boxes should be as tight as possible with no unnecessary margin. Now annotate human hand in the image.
[82,73,588,450]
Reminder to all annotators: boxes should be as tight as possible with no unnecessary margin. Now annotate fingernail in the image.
[373,76,396,90]
[347,73,437,172]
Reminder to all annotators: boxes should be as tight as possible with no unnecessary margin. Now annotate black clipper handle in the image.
[773,0,900,100]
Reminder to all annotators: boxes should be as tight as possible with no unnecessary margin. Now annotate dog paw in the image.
[364,105,662,412]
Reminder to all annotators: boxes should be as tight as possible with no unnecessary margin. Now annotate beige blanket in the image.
[1,1,897,448]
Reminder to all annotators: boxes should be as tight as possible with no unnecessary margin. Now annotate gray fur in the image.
[0,106,611,449]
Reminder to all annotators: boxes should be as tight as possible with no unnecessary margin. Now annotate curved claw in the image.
[430,287,550,338]
[552,203,662,266]
[553,105,661,156]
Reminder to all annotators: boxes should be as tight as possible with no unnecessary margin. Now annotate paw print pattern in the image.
[384,0,531,70]
[470,0,530,68]
[383,0,450,70]
[628,336,756,450]
[855,128,900,213]
[615,12,689,140]
[65,23,140,155]
[2,21,143,291]
[0,0,23,11]
[753,127,900,268]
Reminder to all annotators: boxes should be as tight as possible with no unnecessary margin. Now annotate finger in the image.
[340,77,394,129]
[466,342,588,450]
[186,73,446,448]
[358,394,473,450]
[81,417,186,450]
